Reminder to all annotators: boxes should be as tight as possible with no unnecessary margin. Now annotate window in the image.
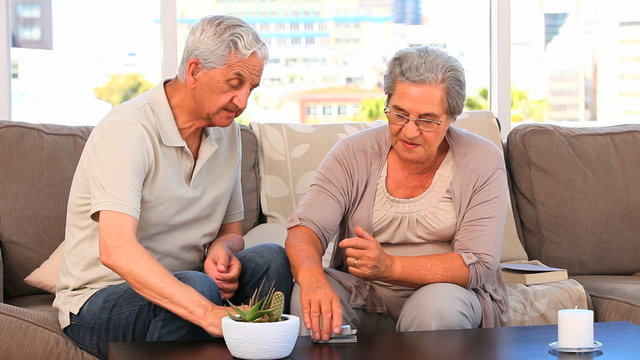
[307,105,317,116]
[7,0,160,125]
[16,3,41,18]
[510,0,640,126]
[17,25,40,41]
[3,1,493,125]
[11,0,51,50]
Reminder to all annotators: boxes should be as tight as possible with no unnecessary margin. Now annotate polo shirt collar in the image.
[150,80,223,148]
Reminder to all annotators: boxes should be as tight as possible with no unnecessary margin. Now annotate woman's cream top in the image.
[372,150,456,256]
[370,151,456,317]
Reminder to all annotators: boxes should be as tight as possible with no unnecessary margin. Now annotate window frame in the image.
[1,0,11,120]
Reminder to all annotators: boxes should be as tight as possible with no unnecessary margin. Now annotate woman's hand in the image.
[286,225,344,341]
[298,276,343,341]
[339,226,395,281]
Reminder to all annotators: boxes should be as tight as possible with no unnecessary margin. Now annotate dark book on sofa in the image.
[500,263,568,285]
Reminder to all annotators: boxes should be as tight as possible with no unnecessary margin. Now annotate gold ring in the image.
[354,258,359,266]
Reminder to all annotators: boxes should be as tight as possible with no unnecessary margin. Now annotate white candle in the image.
[557,309,594,348]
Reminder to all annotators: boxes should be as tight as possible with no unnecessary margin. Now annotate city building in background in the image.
[9,0,160,125]
[393,0,422,25]
[285,86,384,123]
[510,0,639,124]
[10,0,52,50]
[608,18,640,123]
[543,3,597,122]
[543,12,568,48]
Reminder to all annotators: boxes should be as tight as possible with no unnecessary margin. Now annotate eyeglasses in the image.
[384,107,443,133]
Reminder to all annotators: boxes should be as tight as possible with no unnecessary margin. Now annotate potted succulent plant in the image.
[222,281,300,359]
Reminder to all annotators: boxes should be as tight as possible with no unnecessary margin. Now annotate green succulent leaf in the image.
[226,279,285,322]
[227,301,249,319]
[225,310,241,320]
[244,308,278,322]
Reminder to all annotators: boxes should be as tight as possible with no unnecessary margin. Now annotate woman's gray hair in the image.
[383,46,466,119]
[177,15,268,81]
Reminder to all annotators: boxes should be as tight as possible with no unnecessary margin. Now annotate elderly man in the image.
[54,15,292,359]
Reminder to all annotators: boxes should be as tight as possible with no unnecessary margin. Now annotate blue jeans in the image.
[64,243,292,359]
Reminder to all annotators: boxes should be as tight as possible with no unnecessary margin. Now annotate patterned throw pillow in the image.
[250,121,386,224]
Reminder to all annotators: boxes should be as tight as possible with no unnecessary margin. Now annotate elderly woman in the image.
[285,45,508,341]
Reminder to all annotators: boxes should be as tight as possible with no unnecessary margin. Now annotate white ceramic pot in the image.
[222,314,300,359]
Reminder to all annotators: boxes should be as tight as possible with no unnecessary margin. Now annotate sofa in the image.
[1,112,639,359]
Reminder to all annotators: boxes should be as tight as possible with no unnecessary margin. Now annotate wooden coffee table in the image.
[109,320,640,360]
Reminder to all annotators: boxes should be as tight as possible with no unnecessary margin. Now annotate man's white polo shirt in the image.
[54,81,244,328]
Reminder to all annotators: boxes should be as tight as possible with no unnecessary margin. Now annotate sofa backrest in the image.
[249,111,528,263]
[507,123,640,275]
[0,121,93,299]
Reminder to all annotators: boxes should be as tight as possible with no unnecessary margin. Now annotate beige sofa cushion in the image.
[250,121,386,224]
[507,124,640,275]
[23,242,63,293]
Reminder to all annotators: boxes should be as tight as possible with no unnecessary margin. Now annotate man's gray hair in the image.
[177,15,268,81]
[383,46,466,119]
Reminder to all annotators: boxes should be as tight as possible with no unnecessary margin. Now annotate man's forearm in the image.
[99,210,222,332]
[106,236,221,327]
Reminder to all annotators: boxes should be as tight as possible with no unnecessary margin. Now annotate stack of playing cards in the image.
[312,324,358,343]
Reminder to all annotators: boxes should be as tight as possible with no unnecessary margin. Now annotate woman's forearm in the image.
[285,225,327,284]
[382,252,470,288]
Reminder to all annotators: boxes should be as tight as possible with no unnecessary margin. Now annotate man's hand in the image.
[299,276,343,341]
[204,244,242,300]
[201,304,231,337]
[339,226,393,281]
